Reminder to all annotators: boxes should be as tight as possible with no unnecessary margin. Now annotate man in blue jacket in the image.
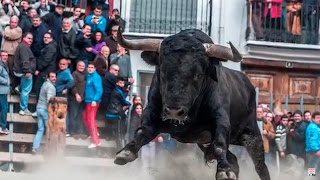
[85,6,107,32]
[305,111,320,172]
[83,62,102,148]
[56,58,74,97]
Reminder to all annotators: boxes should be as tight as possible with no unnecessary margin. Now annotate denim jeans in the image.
[0,94,8,129]
[306,152,320,172]
[68,99,85,135]
[19,74,33,111]
[32,109,48,150]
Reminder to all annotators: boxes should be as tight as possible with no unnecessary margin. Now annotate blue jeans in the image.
[0,94,8,129]
[32,109,48,150]
[20,74,33,111]
[306,152,320,173]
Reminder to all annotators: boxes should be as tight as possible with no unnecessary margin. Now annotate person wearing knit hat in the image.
[286,109,309,162]
[293,110,303,123]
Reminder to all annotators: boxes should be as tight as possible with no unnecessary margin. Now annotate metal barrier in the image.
[120,0,213,36]
[247,0,320,45]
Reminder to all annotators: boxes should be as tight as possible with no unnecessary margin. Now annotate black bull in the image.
[114,29,271,180]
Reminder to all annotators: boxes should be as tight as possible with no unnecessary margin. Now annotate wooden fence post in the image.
[44,97,68,160]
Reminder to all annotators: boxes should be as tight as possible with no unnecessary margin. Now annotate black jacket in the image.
[13,42,36,74]
[105,86,131,116]
[30,23,49,57]
[36,40,57,73]
[104,36,118,54]
[105,17,126,36]
[42,11,63,40]
[19,17,32,34]
[58,29,78,60]
[102,72,117,103]
[76,32,94,61]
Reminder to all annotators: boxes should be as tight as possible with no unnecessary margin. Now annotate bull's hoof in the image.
[114,150,137,165]
[216,170,237,180]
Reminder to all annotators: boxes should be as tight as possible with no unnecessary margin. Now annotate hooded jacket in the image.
[84,71,103,103]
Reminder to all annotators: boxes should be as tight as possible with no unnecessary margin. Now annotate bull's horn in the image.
[117,28,162,52]
[203,42,242,62]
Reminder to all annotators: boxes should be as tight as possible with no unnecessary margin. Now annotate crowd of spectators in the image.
[256,105,320,174]
[0,0,142,153]
[249,0,320,44]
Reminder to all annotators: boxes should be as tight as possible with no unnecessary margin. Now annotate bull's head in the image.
[117,29,242,125]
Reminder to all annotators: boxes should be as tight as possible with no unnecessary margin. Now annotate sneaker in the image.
[19,109,32,116]
[66,133,70,137]
[88,143,97,149]
[88,142,101,149]
[31,112,37,118]
[1,128,9,135]
[31,149,37,155]
[14,86,20,95]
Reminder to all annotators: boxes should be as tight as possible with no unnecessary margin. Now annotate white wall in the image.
[211,0,247,71]
[129,50,155,93]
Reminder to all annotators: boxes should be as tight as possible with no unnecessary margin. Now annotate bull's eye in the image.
[196,74,202,79]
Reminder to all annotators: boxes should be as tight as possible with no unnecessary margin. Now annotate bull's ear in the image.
[207,62,218,82]
[141,51,159,66]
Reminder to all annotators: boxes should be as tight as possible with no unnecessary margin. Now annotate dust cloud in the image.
[1,144,318,180]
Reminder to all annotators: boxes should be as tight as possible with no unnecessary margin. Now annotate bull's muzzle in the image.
[163,106,188,122]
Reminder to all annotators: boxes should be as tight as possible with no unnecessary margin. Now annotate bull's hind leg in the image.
[241,131,271,180]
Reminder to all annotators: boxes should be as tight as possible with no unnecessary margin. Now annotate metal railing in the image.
[120,0,213,36]
[247,1,320,45]
[255,87,320,113]
[17,0,87,12]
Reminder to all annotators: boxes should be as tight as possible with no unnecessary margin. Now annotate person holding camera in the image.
[0,0,20,32]
[85,6,107,32]
[69,6,84,34]
[105,9,125,36]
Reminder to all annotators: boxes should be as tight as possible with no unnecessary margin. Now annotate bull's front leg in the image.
[114,117,160,165]
[212,108,237,180]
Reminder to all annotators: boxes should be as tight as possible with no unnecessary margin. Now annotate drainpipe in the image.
[218,0,224,44]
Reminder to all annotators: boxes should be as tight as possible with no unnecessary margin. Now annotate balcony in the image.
[20,0,87,13]
[245,1,320,64]
[120,0,213,37]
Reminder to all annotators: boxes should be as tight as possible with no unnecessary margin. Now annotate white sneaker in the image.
[2,128,9,135]
[66,133,70,137]
[19,109,32,116]
[0,127,9,135]
[88,143,97,149]
[31,112,37,118]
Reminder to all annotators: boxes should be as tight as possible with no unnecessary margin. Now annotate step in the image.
[7,95,37,105]
[0,152,116,167]
[7,113,106,127]
[0,133,117,148]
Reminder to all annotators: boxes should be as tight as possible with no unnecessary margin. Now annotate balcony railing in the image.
[120,0,213,36]
[247,1,320,45]
[19,0,87,12]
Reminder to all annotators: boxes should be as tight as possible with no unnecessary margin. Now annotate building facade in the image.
[117,0,320,111]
